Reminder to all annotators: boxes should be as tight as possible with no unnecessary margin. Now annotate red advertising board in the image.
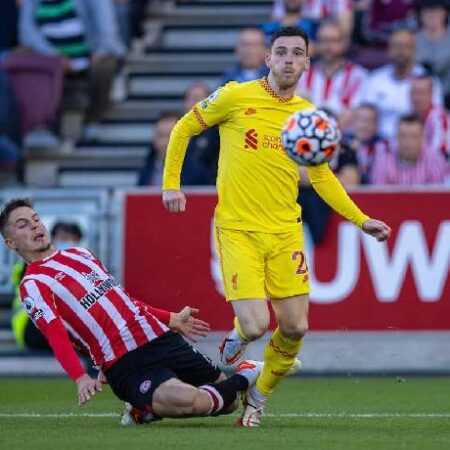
[124,191,450,331]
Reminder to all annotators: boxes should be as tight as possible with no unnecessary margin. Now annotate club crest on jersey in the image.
[82,270,101,285]
[139,380,152,394]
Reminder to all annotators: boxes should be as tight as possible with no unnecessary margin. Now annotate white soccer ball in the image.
[281,109,341,166]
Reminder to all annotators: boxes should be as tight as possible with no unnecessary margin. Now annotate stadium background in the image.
[0,0,450,440]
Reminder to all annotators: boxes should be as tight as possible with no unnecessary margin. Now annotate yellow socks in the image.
[233,316,248,342]
[256,327,303,396]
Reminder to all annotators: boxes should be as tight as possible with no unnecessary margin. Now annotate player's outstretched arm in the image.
[162,189,186,213]
[362,219,391,242]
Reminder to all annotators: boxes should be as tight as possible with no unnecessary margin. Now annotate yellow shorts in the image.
[214,226,310,301]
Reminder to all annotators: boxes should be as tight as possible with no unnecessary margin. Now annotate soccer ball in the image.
[281,109,341,166]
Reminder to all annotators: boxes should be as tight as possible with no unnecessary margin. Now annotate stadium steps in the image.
[44,0,272,186]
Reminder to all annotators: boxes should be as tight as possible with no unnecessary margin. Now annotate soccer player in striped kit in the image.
[0,198,262,425]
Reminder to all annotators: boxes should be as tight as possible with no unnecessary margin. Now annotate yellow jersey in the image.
[163,77,369,233]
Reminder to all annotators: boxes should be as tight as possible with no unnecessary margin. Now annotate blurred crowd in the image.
[1,0,449,189]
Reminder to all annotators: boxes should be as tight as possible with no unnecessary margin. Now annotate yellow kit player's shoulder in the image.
[292,92,316,111]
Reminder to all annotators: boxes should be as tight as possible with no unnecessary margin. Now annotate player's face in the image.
[4,207,52,255]
[267,36,310,89]
[411,78,433,116]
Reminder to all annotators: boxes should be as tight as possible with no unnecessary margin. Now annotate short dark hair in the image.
[399,113,423,127]
[269,26,309,52]
[51,222,83,241]
[0,198,34,239]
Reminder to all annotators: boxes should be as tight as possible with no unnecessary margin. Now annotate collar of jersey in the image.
[259,77,293,103]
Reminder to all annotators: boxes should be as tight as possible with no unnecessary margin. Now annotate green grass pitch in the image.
[1,377,449,450]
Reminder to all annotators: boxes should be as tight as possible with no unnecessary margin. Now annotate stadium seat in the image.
[1,53,63,134]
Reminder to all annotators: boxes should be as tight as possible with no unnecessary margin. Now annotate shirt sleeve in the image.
[20,279,85,381]
[20,279,58,334]
[162,82,238,190]
[307,164,370,228]
[43,319,86,382]
[131,298,172,325]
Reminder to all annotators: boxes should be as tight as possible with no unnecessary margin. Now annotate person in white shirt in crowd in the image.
[362,28,442,140]
[296,20,367,128]
[271,0,354,38]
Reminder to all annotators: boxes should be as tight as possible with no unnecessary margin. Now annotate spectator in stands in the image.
[0,0,20,61]
[362,0,418,46]
[262,0,316,50]
[19,0,126,141]
[0,68,22,186]
[220,28,268,84]
[371,114,446,185]
[415,0,450,108]
[271,0,354,38]
[10,221,83,350]
[362,28,442,140]
[341,103,389,185]
[330,140,361,187]
[138,112,179,186]
[411,75,449,162]
[296,21,367,127]
[114,0,150,51]
[181,83,220,185]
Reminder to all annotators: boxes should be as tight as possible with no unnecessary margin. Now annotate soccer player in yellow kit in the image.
[162,27,391,427]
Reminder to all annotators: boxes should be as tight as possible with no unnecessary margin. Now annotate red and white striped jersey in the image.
[20,247,169,366]
[423,105,450,160]
[297,61,368,114]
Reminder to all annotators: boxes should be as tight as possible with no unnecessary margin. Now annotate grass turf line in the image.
[0,377,449,450]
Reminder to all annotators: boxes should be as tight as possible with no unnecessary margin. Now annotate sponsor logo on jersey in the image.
[244,129,258,150]
[262,134,284,151]
[79,277,120,310]
[55,272,66,281]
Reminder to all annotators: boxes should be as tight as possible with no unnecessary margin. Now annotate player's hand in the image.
[76,374,102,407]
[362,219,391,242]
[170,307,211,342]
[97,370,108,385]
[162,189,186,213]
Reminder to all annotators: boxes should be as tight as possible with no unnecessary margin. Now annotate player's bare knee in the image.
[280,322,308,340]
[239,317,269,341]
